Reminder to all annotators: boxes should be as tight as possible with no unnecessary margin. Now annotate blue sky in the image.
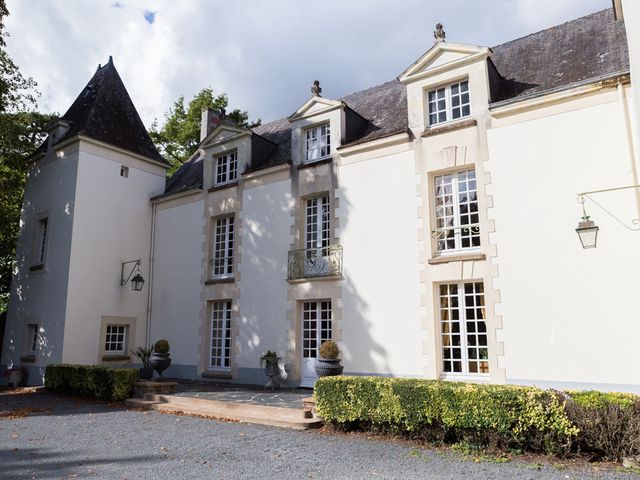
[5,0,611,126]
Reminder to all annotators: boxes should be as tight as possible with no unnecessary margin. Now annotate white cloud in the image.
[5,0,611,126]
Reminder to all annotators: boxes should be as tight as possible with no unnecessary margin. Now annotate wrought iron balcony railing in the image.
[287,245,343,280]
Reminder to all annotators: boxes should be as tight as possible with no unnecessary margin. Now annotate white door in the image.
[300,300,332,388]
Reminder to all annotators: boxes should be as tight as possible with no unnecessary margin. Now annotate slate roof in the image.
[490,8,629,103]
[35,57,166,164]
[162,7,629,196]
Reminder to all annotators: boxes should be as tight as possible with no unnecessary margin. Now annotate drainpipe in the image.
[618,81,640,217]
[145,202,157,348]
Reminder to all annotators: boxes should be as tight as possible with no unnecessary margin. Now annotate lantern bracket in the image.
[576,184,640,232]
[121,259,142,287]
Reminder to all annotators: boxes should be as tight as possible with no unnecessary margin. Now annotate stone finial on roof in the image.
[434,23,446,43]
[311,80,322,97]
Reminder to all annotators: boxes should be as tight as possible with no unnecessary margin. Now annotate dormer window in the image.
[215,151,237,186]
[427,80,470,126]
[305,124,330,163]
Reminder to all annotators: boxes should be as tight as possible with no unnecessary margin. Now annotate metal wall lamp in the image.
[121,259,145,291]
[576,184,640,249]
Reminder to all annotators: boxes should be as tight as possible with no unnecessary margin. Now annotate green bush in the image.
[314,377,579,455]
[45,364,139,402]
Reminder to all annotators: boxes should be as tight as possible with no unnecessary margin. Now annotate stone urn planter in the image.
[150,339,172,377]
[315,340,344,378]
[259,350,281,389]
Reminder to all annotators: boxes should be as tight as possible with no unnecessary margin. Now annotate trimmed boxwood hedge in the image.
[314,377,640,459]
[45,364,139,402]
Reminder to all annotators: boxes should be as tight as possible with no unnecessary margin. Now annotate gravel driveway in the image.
[0,389,637,480]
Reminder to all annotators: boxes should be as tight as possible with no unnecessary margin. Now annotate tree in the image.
[150,87,260,176]
[0,1,54,313]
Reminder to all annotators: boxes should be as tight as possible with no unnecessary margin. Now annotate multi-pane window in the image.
[439,282,488,376]
[210,301,232,370]
[427,80,470,126]
[305,124,331,162]
[105,325,127,354]
[215,151,237,186]
[27,324,39,353]
[211,216,234,277]
[433,170,480,253]
[305,196,330,251]
[34,217,49,265]
[302,301,332,359]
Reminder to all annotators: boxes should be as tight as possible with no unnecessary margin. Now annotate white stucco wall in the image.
[62,142,165,364]
[236,179,292,370]
[2,145,79,379]
[338,150,423,376]
[149,195,204,371]
[487,89,640,390]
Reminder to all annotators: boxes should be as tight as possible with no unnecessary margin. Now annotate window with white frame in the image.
[27,324,39,353]
[433,170,480,254]
[33,217,49,266]
[439,282,488,376]
[104,324,127,354]
[427,80,470,126]
[302,300,332,359]
[305,196,330,251]
[305,124,331,162]
[210,300,232,370]
[211,216,234,277]
[215,151,237,186]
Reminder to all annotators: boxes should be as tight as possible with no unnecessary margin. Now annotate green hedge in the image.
[45,364,139,402]
[314,377,640,458]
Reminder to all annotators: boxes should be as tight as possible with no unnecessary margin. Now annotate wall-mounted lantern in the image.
[121,259,144,291]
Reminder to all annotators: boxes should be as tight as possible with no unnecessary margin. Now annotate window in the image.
[433,170,479,254]
[120,165,129,178]
[302,300,332,359]
[27,324,39,353]
[215,151,237,186]
[210,301,232,370]
[439,282,488,376]
[33,217,49,266]
[305,196,330,251]
[105,325,127,354]
[427,80,470,126]
[305,124,330,162]
[211,216,234,278]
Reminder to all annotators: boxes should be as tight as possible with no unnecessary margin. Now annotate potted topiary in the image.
[150,339,172,378]
[315,340,343,377]
[130,346,154,380]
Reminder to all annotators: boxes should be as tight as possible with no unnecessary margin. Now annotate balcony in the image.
[287,245,343,281]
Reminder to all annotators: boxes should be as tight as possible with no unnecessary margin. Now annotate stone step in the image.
[128,394,322,430]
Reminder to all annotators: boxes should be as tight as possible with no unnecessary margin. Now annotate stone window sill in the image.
[205,277,235,285]
[287,275,343,284]
[428,253,486,265]
[202,371,232,379]
[102,355,130,362]
[20,354,36,363]
[421,118,478,137]
[208,181,238,193]
[29,264,44,272]
[297,157,332,170]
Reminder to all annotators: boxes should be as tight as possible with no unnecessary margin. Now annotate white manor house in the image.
[3,3,640,391]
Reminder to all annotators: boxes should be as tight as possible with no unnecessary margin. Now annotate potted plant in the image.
[149,339,172,378]
[259,350,280,388]
[315,340,343,377]
[130,346,154,380]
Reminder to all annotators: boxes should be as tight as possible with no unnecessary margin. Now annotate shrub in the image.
[45,364,139,401]
[314,377,578,455]
[154,339,170,354]
[319,340,340,360]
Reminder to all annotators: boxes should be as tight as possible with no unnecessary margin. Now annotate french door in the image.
[300,300,332,387]
[304,196,330,276]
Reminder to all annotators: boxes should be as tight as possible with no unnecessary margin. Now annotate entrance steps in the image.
[125,393,322,430]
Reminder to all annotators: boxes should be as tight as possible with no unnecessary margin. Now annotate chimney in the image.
[200,107,226,141]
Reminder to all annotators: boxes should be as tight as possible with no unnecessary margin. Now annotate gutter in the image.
[145,201,156,348]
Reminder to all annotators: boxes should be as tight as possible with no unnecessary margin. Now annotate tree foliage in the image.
[0,1,55,312]
[150,87,260,176]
